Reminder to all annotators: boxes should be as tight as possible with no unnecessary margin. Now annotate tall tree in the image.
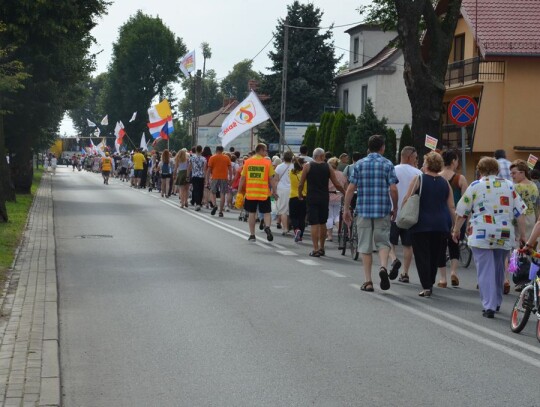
[1,0,109,192]
[361,0,463,159]
[101,11,186,147]
[346,99,387,156]
[302,124,317,155]
[384,128,398,164]
[220,60,261,101]
[201,42,212,78]
[179,69,222,122]
[258,1,339,143]
[69,72,108,136]
[398,123,413,156]
[329,111,348,156]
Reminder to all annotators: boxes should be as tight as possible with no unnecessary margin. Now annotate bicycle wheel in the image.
[510,285,533,333]
[459,241,472,268]
[349,221,359,261]
[339,222,348,255]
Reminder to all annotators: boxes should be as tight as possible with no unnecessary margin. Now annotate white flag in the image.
[219,91,271,147]
[96,142,106,157]
[94,127,101,137]
[179,50,196,78]
[129,111,137,122]
[87,119,96,127]
[100,115,108,126]
[115,141,121,154]
[140,133,147,151]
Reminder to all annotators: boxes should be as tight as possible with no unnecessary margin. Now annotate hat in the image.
[272,157,282,166]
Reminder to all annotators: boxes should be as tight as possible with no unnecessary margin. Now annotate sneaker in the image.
[276,223,282,230]
[195,205,201,212]
[264,226,273,242]
[379,267,390,291]
[259,220,265,230]
[248,235,256,242]
[211,206,218,216]
[219,212,224,217]
[389,259,401,280]
[294,229,302,243]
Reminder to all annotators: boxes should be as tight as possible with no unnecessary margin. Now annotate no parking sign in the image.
[448,96,478,126]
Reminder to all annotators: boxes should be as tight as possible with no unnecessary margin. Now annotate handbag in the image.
[396,175,423,230]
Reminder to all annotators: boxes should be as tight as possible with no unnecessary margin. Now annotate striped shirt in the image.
[350,153,398,218]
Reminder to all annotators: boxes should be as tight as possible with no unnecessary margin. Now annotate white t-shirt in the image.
[275,162,293,190]
[394,163,422,217]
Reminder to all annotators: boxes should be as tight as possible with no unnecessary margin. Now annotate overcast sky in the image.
[60,0,371,135]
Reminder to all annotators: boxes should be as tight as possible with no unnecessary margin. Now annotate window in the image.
[353,37,359,63]
[453,34,465,62]
[343,90,349,113]
[361,85,368,113]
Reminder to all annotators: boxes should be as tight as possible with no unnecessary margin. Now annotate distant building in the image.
[335,24,411,140]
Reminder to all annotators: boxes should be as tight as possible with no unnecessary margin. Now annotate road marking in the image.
[373,292,540,369]
[398,292,540,358]
[276,250,297,256]
[350,284,362,290]
[321,269,347,278]
[272,243,287,249]
[297,259,321,266]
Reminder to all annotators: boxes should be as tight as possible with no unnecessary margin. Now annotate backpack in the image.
[162,162,170,174]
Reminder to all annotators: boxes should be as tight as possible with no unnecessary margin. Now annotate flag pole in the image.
[268,116,293,153]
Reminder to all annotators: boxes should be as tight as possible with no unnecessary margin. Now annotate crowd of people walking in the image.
[69,137,540,319]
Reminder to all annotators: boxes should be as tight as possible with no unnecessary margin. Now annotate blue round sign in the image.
[448,96,478,127]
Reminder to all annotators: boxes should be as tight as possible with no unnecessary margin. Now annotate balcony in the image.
[445,57,505,88]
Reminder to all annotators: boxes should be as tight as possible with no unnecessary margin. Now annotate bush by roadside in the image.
[0,169,43,284]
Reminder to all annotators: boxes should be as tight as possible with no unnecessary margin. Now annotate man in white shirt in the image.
[389,146,422,283]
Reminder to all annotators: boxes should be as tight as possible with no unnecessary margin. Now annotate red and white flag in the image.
[115,121,126,144]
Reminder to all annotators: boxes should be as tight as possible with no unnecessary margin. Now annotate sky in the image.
[60,0,372,136]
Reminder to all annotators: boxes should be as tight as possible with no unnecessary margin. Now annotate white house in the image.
[335,24,411,139]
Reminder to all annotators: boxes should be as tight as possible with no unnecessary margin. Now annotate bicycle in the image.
[510,248,540,341]
[458,238,472,268]
[337,198,359,260]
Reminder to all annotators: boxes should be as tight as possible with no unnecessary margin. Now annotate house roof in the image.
[344,23,383,34]
[335,45,399,82]
[461,0,540,57]
[198,100,239,127]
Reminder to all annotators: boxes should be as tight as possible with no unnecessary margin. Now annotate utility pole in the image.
[192,69,202,147]
[279,18,289,154]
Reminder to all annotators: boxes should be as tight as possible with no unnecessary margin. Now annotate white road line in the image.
[349,284,362,290]
[297,259,321,266]
[272,243,287,249]
[276,250,297,256]
[395,292,540,358]
[373,292,540,369]
[320,269,347,278]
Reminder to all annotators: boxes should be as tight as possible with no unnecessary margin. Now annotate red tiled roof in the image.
[461,0,540,57]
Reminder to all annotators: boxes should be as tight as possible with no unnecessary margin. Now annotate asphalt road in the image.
[52,167,540,406]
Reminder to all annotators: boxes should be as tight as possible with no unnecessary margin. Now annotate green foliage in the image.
[101,11,186,145]
[384,128,397,164]
[68,73,108,135]
[179,69,223,122]
[398,124,413,156]
[302,124,317,155]
[220,60,261,101]
[346,99,387,155]
[314,112,328,149]
[258,1,340,143]
[329,111,348,156]
[1,0,109,192]
[201,42,212,77]
[323,112,335,152]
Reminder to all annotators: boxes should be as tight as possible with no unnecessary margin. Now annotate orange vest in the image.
[101,157,112,171]
[244,157,271,201]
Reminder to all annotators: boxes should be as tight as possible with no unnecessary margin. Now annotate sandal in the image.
[503,280,510,295]
[379,267,390,291]
[437,281,447,288]
[389,259,401,280]
[398,273,409,283]
[360,281,374,292]
[451,275,459,287]
[309,251,320,257]
[318,249,325,256]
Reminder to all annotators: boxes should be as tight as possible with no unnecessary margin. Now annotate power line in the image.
[284,21,364,30]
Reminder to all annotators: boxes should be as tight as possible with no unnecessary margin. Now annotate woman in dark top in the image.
[402,151,455,297]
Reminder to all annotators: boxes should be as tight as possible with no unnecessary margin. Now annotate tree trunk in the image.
[0,113,15,221]
[11,138,33,194]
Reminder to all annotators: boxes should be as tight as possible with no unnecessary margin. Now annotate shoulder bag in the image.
[396,175,423,229]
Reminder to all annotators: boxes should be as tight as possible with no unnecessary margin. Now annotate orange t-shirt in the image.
[208,153,231,180]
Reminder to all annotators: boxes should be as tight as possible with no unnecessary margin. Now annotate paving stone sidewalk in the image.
[0,175,60,406]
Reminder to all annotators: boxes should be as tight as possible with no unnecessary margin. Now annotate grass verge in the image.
[0,169,44,284]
